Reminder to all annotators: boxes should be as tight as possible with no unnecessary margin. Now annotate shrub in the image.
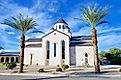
[57,64,59,67]
[109,57,121,65]
[119,68,121,72]
[11,62,17,67]
[56,67,62,72]
[38,68,44,73]
[6,63,12,69]
[5,62,17,69]
[61,64,69,70]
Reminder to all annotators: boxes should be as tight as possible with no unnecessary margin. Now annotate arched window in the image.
[1,57,4,62]
[59,25,61,29]
[16,57,19,63]
[62,25,64,29]
[54,43,56,57]
[11,57,14,62]
[47,41,50,59]
[62,40,65,59]
[85,53,88,57]
[85,53,88,64]
[6,57,9,62]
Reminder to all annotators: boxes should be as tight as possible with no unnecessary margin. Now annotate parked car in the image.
[100,59,111,65]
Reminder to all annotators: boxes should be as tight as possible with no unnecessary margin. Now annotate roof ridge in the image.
[56,18,68,24]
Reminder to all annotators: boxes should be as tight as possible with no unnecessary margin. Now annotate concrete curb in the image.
[70,74,121,78]
[0,73,69,78]
[0,73,70,79]
[0,73,120,78]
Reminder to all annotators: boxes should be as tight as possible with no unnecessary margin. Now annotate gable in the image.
[41,29,70,39]
[42,30,70,41]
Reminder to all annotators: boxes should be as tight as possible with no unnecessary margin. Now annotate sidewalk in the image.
[0,69,120,78]
[0,65,120,78]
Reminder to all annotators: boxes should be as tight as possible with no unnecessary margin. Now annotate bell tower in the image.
[53,18,71,37]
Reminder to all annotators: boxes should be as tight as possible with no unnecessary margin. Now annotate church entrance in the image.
[30,54,33,65]
[45,41,50,65]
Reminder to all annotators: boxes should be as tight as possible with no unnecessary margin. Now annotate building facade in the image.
[0,52,19,63]
[24,19,94,66]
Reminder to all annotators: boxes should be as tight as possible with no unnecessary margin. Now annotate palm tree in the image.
[2,14,39,73]
[81,5,109,73]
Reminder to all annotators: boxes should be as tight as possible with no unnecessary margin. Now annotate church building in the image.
[24,19,94,66]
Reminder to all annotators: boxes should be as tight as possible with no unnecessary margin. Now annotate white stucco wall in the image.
[24,47,45,66]
[42,30,70,66]
[24,39,94,67]
[75,46,94,66]
[24,30,94,67]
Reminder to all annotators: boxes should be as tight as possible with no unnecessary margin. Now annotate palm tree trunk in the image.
[92,28,100,73]
[18,32,25,73]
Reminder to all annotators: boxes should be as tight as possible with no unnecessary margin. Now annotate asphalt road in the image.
[0,75,121,80]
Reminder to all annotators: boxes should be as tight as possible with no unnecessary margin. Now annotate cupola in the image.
[53,18,71,37]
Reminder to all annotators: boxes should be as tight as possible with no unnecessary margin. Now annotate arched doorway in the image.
[1,57,4,62]
[45,41,50,65]
[6,57,9,62]
[11,57,14,62]
[16,57,19,63]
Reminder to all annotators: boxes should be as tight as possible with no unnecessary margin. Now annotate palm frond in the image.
[0,46,4,50]
[1,14,38,33]
[96,21,109,26]
[1,19,22,31]
[95,7,109,23]
[81,4,109,28]
[30,31,45,34]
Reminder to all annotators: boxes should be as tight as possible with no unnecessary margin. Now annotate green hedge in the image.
[4,62,17,69]
[119,68,121,72]
[56,67,62,72]
[61,64,69,70]
[38,68,44,72]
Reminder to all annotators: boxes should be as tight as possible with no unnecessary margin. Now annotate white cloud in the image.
[1,50,19,52]
[66,7,83,29]
[7,32,15,35]
[0,0,121,51]
[96,26,121,34]
[0,0,62,44]
[72,26,91,36]
[0,24,10,30]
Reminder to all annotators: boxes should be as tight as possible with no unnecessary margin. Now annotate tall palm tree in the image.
[81,5,109,73]
[2,14,38,73]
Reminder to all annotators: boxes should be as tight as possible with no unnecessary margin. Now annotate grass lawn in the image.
[0,63,5,68]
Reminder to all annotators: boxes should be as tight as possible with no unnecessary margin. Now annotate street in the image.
[0,75,121,80]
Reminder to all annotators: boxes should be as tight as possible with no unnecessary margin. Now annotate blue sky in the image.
[0,0,121,52]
